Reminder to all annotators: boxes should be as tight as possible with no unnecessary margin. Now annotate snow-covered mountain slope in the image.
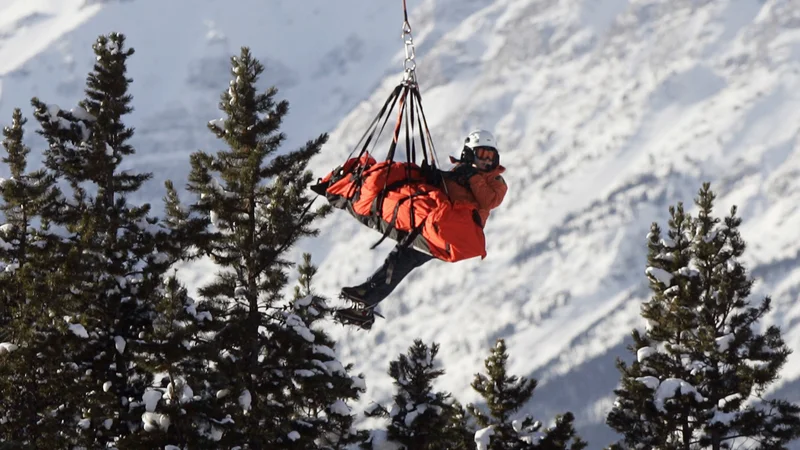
[2,0,800,447]
[0,0,410,203]
[312,0,800,446]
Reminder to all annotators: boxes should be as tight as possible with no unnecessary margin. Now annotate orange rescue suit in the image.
[317,156,507,262]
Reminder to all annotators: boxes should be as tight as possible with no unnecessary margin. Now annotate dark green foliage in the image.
[606,183,800,449]
[287,254,369,449]
[364,339,474,450]
[0,32,178,448]
[164,46,361,448]
[0,33,364,449]
[0,108,71,449]
[469,339,586,450]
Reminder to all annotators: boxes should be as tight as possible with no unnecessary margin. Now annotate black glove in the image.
[450,163,479,186]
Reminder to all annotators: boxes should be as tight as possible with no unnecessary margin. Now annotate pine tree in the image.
[3,32,179,447]
[469,339,586,450]
[286,253,369,449]
[606,182,800,449]
[175,46,364,447]
[364,339,473,449]
[0,109,70,448]
[0,109,62,335]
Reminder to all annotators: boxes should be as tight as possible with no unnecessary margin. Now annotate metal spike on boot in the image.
[334,307,377,331]
[340,285,379,307]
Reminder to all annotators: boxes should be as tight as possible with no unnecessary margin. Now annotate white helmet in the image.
[463,129,497,151]
[459,129,500,169]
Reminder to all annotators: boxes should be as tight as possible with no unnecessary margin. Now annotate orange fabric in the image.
[443,164,507,225]
[319,157,506,262]
[422,200,487,261]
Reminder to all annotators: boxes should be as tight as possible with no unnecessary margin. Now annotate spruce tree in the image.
[0,109,62,334]
[364,339,473,449]
[606,183,800,449]
[468,339,586,450]
[287,253,369,449]
[0,109,70,448]
[7,32,177,447]
[177,46,363,448]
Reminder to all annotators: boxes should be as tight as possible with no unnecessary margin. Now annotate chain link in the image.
[402,20,417,83]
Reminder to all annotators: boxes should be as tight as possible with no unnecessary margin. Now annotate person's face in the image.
[473,147,497,171]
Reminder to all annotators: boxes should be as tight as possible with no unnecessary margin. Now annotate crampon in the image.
[331,295,384,331]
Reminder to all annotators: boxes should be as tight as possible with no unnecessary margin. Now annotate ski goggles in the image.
[475,147,497,161]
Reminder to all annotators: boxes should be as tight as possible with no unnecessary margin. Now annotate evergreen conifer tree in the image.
[606,183,800,449]
[176,46,364,448]
[287,253,369,449]
[3,32,178,447]
[109,175,231,449]
[364,339,473,449]
[469,339,586,450]
[0,109,69,448]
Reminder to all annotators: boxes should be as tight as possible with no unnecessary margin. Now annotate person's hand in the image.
[452,163,478,185]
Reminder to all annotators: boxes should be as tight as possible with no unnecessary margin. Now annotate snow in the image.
[653,378,706,412]
[324,359,347,375]
[716,333,735,352]
[209,118,225,131]
[2,0,800,447]
[238,389,251,411]
[718,393,742,409]
[296,295,314,307]
[635,376,661,391]
[142,412,170,432]
[142,389,162,412]
[0,342,18,354]
[313,344,337,359]
[368,429,403,450]
[285,314,316,343]
[68,323,88,338]
[404,404,428,426]
[645,267,673,286]
[163,383,194,404]
[364,402,382,415]
[637,346,655,362]
[475,426,495,450]
[69,105,95,122]
[114,336,126,354]
[329,399,351,416]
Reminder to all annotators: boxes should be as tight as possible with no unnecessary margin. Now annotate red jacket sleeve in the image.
[468,170,507,210]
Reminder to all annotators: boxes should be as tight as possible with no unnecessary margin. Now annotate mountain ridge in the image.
[1,0,799,447]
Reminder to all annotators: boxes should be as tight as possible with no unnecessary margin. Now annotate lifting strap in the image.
[336,0,445,251]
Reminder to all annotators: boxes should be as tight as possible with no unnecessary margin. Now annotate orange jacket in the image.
[442,164,507,225]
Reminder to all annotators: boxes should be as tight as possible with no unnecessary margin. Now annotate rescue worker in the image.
[338,129,508,327]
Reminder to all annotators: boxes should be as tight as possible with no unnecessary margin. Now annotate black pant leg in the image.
[358,245,434,305]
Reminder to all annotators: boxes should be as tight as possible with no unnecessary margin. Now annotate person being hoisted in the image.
[336,129,508,328]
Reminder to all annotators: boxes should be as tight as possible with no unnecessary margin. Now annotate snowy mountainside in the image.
[1,0,800,447]
[0,0,414,203]
[312,0,800,446]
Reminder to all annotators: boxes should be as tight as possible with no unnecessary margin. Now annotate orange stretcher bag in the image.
[313,156,486,262]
